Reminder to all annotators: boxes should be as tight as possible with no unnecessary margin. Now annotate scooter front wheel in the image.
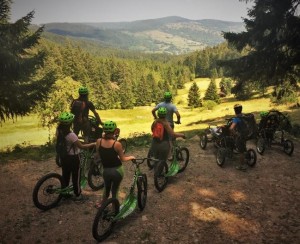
[88,161,104,190]
[146,148,155,170]
[92,198,120,242]
[154,161,168,192]
[177,147,190,173]
[137,174,148,210]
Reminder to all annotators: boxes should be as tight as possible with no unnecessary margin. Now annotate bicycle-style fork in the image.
[92,158,149,242]
[115,164,141,219]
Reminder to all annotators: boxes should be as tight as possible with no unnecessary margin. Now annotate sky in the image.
[10,0,253,24]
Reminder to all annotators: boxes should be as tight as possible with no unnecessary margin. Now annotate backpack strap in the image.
[66,132,75,155]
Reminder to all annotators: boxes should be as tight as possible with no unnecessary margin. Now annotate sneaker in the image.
[235,164,247,171]
[73,194,88,202]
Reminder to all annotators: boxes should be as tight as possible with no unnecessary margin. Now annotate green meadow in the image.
[0,78,298,150]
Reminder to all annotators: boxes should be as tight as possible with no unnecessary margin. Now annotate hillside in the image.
[43,16,244,54]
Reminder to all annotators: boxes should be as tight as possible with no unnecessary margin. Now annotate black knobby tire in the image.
[256,138,265,155]
[246,149,257,167]
[177,147,190,173]
[32,173,65,211]
[88,161,104,191]
[92,198,120,242]
[216,148,226,167]
[199,133,208,149]
[55,154,62,167]
[118,138,127,153]
[283,139,294,156]
[154,161,168,192]
[147,148,155,170]
[137,174,148,210]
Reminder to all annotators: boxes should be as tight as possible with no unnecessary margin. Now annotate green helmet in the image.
[164,91,172,100]
[260,111,269,117]
[58,112,75,124]
[78,86,89,95]
[103,120,117,133]
[157,107,167,118]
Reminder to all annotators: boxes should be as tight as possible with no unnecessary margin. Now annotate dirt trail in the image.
[0,137,299,244]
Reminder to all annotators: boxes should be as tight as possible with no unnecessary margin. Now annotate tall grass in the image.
[0,78,298,150]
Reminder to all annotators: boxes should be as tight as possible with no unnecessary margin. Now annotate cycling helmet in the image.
[260,111,269,117]
[233,104,243,114]
[234,104,242,109]
[103,120,117,133]
[157,107,167,118]
[58,112,75,124]
[78,86,89,95]
[164,91,172,100]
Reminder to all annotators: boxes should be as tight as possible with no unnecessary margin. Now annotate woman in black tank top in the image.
[95,120,135,208]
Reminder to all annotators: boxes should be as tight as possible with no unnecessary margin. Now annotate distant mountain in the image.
[43,16,244,55]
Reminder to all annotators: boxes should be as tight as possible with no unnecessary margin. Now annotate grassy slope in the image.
[0,78,298,150]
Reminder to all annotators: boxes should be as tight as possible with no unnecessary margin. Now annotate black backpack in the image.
[55,131,72,161]
[237,113,257,140]
[71,99,86,123]
[259,110,292,132]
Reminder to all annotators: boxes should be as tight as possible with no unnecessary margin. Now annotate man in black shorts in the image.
[71,86,103,142]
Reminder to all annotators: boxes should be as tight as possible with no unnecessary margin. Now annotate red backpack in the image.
[152,121,164,141]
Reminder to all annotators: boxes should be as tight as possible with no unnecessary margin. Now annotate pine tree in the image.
[0,0,47,121]
[119,79,135,109]
[204,79,220,103]
[135,76,152,106]
[195,50,210,77]
[219,78,233,96]
[188,82,201,108]
[221,0,300,94]
[147,73,160,103]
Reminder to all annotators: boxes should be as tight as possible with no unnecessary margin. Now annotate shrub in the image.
[202,100,217,110]
[126,132,152,147]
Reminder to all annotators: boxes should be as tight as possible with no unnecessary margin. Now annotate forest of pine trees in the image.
[1,0,299,125]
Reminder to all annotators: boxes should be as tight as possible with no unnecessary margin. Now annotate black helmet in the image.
[234,104,243,114]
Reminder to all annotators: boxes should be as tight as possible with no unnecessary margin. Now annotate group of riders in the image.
[57,86,135,203]
[56,86,256,204]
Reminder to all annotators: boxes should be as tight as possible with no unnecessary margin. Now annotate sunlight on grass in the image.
[0,115,50,150]
[0,78,298,149]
